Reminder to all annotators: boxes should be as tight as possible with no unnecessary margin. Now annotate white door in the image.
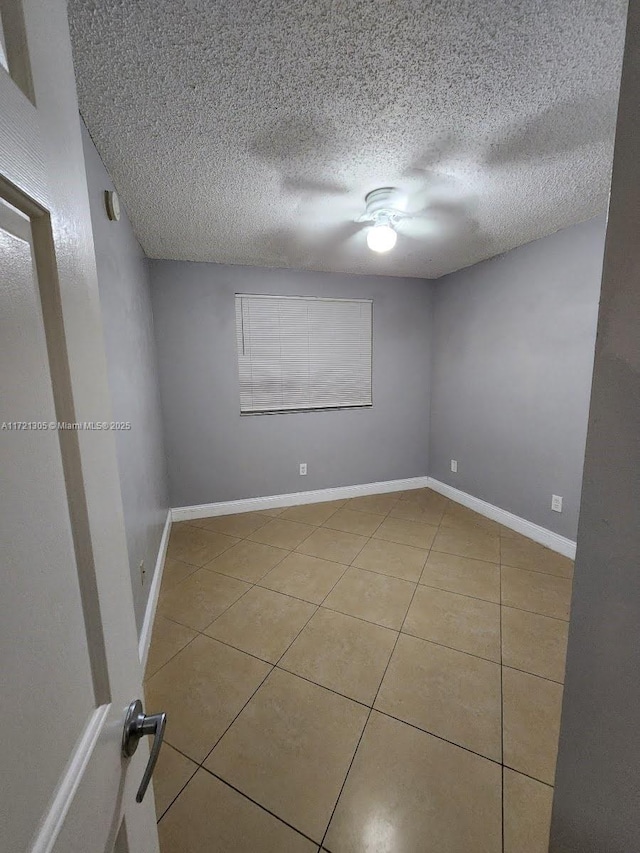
[0,3,161,852]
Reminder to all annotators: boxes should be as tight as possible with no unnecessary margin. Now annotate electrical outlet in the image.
[551,495,563,512]
[139,559,146,585]
[450,459,458,473]
[299,463,307,476]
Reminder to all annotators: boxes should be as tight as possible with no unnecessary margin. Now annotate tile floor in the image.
[145,488,573,852]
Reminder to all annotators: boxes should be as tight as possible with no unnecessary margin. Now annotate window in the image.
[235,294,373,414]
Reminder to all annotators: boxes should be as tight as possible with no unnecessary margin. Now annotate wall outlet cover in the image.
[299,463,307,476]
[450,459,458,473]
[551,494,563,512]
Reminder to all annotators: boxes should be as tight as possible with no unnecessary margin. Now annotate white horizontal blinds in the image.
[236,294,373,413]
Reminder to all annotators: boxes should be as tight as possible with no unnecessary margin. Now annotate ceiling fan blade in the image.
[482,93,617,168]
[397,216,440,239]
[307,220,367,254]
[281,176,350,197]
[404,134,457,177]
[402,173,462,215]
[398,200,479,242]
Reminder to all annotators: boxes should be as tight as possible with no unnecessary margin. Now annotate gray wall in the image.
[81,123,169,633]
[551,2,640,847]
[150,261,433,507]
[429,216,605,540]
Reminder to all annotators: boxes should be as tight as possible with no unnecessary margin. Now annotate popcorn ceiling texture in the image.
[68,0,626,279]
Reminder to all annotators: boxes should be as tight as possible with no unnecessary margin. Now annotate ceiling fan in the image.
[357,187,408,253]
[356,185,474,254]
[276,173,479,261]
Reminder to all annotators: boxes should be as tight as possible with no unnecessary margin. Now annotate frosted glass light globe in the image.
[366,223,397,253]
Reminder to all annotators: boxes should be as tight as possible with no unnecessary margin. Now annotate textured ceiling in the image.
[68,0,626,279]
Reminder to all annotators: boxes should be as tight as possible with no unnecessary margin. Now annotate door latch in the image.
[122,699,167,803]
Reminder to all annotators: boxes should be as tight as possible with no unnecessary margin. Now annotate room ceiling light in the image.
[366,221,397,253]
[361,188,405,254]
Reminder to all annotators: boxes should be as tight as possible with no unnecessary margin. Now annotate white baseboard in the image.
[171,476,431,522]
[138,510,172,670]
[427,478,577,559]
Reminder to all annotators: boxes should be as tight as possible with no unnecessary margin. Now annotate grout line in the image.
[396,628,501,666]
[204,540,292,573]
[197,631,285,667]
[316,560,351,604]
[416,578,501,605]
[273,663,372,710]
[318,546,427,850]
[318,600,413,633]
[497,662,565,686]
[143,631,198,681]
[198,664,275,768]
[497,601,570,623]
[341,561,419,585]
[201,768,321,847]
[317,710,371,849]
[500,561,574,580]
[499,601,571,624]
[372,707,502,765]
[273,603,321,667]
[155,760,199,823]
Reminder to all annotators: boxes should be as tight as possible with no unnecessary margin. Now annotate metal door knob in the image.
[122,699,167,803]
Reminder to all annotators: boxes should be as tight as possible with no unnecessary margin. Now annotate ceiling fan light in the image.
[366,223,397,253]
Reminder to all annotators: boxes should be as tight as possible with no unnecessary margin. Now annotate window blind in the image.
[235,294,373,413]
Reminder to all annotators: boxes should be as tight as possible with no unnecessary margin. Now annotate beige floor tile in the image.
[503,667,564,785]
[403,585,501,661]
[158,770,316,853]
[347,492,400,515]
[388,499,445,525]
[352,538,428,582]
[373,516,438,550]
[501,534,574,578]
[145,634,270,762]
[255,506,287,517]
[152,743,197,818]
[440,502,501,534]
[280,500,346,525]
[279,608,397,705]
[259,552,348,604]
[375,634,502,761]
[323,507,385,537]
[204,539,288,583]
[419,551,500,603]
[145,616,197,679]
[296,527,368,564]
[502,606,569,682]
[160,557,199,592]
[204,586,316,663]
[193,511,269,538]
[502,565,572,620]
[205,669,368,842]
[323,567,416,630]
[157,569,250,631]
[324,711,502,853]
[432,525,500,562]
[248,518,315,550]
[503,768,554,853]
[167,525,240,566]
